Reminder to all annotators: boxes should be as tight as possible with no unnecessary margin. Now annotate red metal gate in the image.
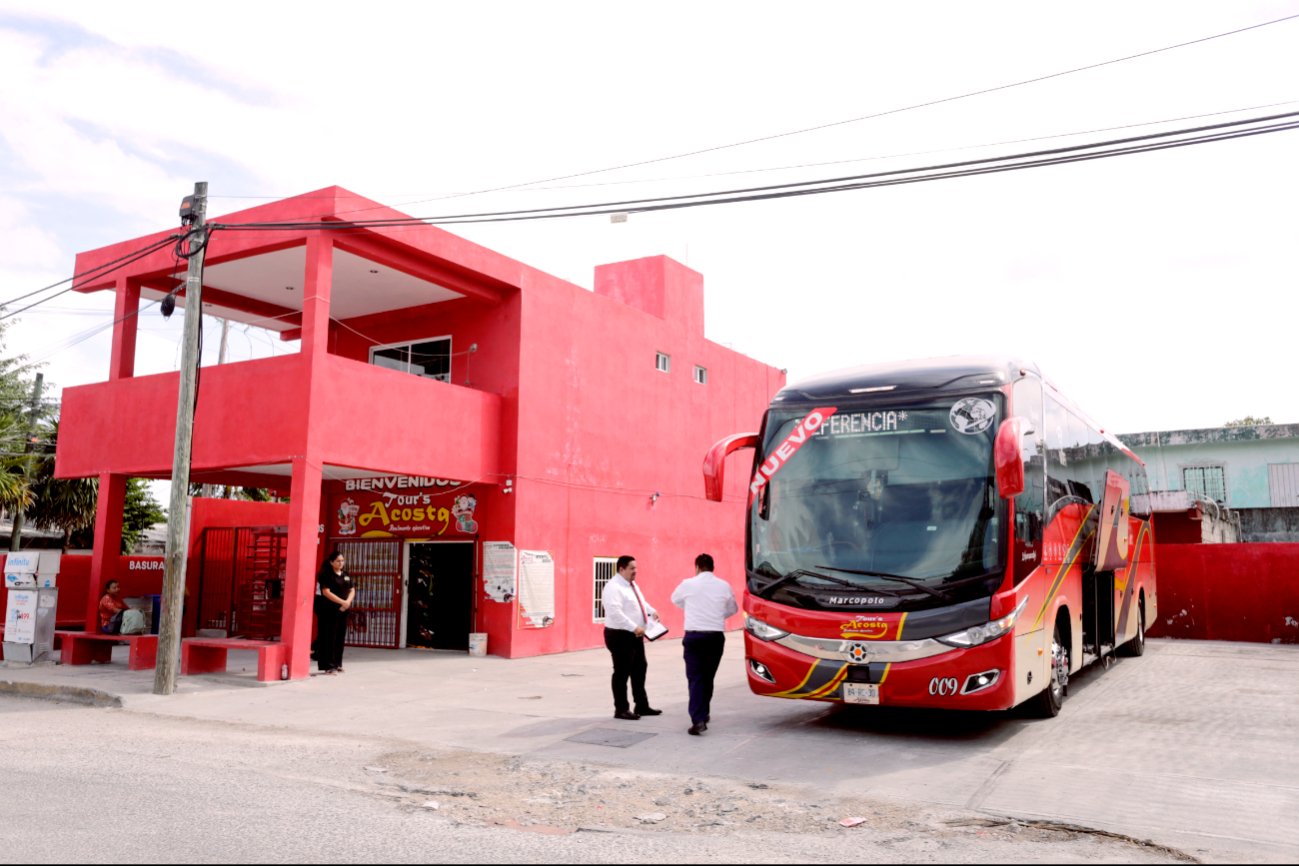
[196,526,287,640]
[333,538,402,649]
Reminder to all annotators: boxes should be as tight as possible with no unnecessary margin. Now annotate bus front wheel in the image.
[1118,596,1146,658]
[1030,622,1069,718]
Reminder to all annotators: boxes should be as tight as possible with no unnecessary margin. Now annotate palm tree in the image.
[0,412,35,517]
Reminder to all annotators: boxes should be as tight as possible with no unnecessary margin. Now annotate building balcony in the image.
[55,353,503,486]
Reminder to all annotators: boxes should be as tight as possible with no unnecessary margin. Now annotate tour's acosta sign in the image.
[330,476,480,539]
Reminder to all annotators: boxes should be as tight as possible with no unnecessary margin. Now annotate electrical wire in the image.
[212,110,1299,230]
[0,233,183,318]
[335,11,1299,213]
[0,233,183,323]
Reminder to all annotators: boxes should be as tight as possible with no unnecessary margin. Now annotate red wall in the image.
[3,554,160,627]
[1147,543,1299,643]
[2,498,290,630]
[503,256,783,657]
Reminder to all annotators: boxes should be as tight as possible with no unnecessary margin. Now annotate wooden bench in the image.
[56,631,159,671]
[181,637,286,682]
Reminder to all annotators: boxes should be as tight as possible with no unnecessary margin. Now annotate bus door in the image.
[1084,470,1131,661]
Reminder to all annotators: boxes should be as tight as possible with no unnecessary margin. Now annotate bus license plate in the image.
[842,683,879,704]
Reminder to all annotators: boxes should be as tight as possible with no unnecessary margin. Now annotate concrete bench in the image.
[56,631,159,671]
[181,637,286,682]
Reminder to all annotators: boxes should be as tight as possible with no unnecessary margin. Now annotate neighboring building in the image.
[54,187,785,676]
[1120,424,1299,542]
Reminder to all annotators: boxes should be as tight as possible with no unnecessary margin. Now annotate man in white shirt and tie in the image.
[601,555,663,720]
[671,553,739,735]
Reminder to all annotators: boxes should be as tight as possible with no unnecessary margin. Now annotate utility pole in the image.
[8,372,44,552]
[155,182,207,696]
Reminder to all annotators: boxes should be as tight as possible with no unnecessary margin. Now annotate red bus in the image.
[704,356,1156,716]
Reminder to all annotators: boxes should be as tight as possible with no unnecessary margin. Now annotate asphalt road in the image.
[1,637,1296,863]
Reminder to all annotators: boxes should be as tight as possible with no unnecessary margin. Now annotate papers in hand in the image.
[644,619,669,641]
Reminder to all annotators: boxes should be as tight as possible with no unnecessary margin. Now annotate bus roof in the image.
[775,355,1041,402]
[775,354,1143,466]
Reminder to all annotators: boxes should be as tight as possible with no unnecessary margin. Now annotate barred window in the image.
[1183,465,1227,503]
[593,557,617,622]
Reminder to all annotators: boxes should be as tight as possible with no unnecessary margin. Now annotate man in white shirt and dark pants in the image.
[671,553,739,735]
[601,555,663,721]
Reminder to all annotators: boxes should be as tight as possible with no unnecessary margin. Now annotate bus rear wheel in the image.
[1030,622,1069,718]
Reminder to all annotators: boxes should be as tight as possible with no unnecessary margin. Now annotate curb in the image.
[0,679,122,707]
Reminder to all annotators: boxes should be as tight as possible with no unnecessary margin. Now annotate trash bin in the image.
[468,632,487,657]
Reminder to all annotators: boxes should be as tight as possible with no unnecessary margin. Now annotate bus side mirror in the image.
[994,417,1027,499]
[703,433,759,502]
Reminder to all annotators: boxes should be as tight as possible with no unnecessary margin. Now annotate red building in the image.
[55,187,784,676]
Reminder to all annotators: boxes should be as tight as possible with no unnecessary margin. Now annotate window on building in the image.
[694,365,707,385]
[593,557,617,622]
[370,337,452,382]
[1268,463,1299,507]
[655,352,670,373]
[1183,465,1227,503]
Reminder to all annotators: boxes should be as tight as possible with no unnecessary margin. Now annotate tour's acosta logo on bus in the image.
[840,615,901,640]
[749,407,838,498]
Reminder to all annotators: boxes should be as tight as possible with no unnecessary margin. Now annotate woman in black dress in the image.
[315,549,355,674]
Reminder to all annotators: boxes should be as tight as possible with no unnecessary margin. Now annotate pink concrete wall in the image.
[56,355,311,478]
[1,499,290,630]
[504,256,784,658]
[1148,543,1299,643]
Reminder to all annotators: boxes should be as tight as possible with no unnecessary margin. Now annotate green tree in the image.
[121,478,166,554]
[0,316,51,531]
[1224,416,1272,427]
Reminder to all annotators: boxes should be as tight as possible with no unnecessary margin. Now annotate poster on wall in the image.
[518,550,555,628]
[330,476,480,539]
[482,541,517,603]
[4,589,37,644]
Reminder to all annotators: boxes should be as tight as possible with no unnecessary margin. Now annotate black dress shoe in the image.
[614,710,641,720]
[634,707,662,716]
[688,722,707,735]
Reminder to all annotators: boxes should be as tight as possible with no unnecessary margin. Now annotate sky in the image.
[2,0,1298,441]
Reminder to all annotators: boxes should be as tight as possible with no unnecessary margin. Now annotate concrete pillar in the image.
[85,474,127,629]
[108,277,142,380]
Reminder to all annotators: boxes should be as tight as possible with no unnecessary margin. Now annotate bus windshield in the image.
[749,396,1005,609]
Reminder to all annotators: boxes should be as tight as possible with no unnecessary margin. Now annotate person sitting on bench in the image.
[98,580,129,635]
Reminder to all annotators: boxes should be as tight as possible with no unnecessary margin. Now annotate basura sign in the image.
[331,477,480,539]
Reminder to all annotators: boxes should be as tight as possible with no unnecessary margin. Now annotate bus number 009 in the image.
[928,677,959,696]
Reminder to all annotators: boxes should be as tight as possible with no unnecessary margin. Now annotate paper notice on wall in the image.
[518,550,555,628]
[482,541,517,603]
[4,589,37,644]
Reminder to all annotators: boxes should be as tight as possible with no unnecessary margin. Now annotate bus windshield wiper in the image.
[754,567,862,598]
[814,564,954,601]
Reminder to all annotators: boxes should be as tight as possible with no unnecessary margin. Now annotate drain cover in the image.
[564,727,656,748]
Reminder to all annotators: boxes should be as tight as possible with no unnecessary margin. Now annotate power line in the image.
[350,11,1299,213]
[212,110,1299,230]
[0,233,183,323]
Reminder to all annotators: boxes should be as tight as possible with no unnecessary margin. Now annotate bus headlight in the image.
[745,615,789,642]
[936,596,1028,648]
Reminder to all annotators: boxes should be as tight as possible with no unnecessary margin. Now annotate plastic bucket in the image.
[468,632,487,657]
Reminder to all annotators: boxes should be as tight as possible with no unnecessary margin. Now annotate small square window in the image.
[655,352,670,373]
[593,557,617,621]
[694,365,707,385]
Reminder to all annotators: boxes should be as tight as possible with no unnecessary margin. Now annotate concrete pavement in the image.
[3,634,1298,863]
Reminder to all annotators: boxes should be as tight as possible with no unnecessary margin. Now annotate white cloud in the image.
[1,0,1296,434]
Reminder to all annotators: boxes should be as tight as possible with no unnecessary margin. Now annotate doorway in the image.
[405,541,475,650]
